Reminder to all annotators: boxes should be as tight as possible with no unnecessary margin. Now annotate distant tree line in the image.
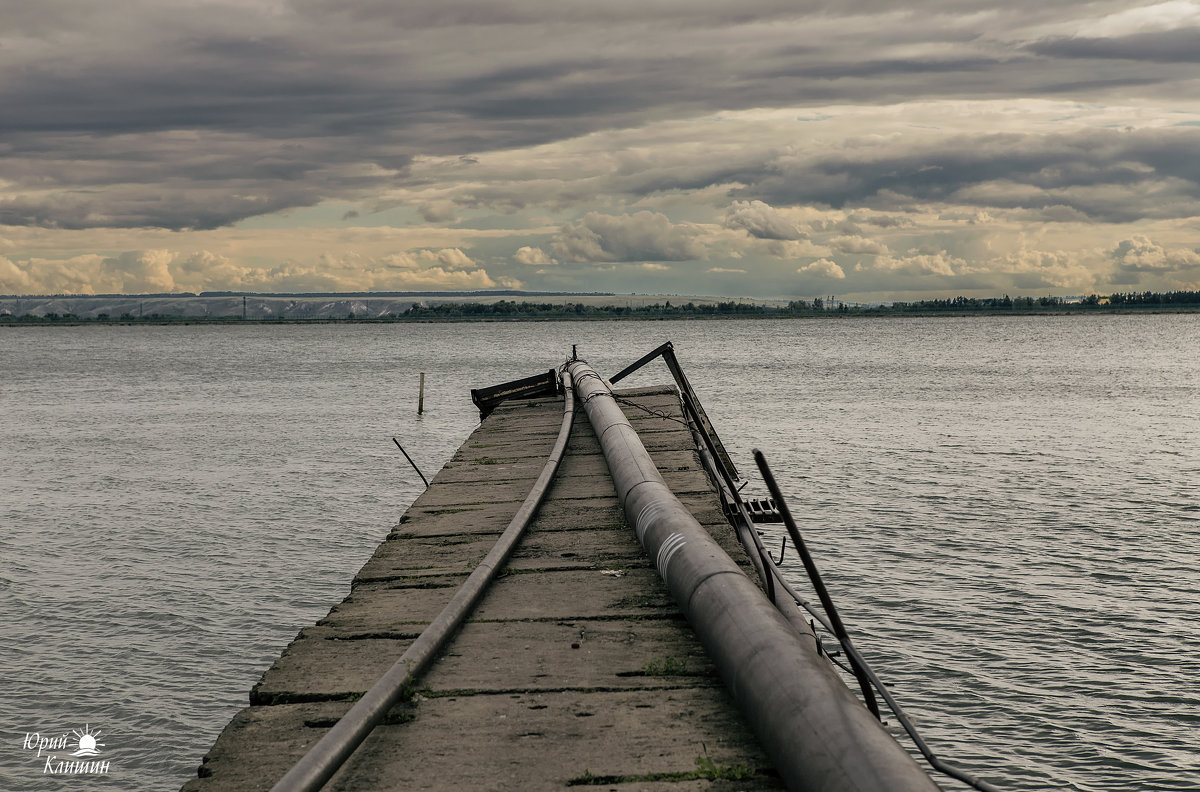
[400,299,765,319]
[1104,290,1200,306]
[3,311,199,323]
[3,290,1199,324]
[885,290,1200,313]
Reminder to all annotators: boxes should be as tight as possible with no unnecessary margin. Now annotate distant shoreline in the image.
[3,290,1198,324]
[4,307,1200,327]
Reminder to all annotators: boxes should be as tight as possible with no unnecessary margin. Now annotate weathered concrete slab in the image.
[358,527,650,583]
[183,691,780,792]
[250,627,416,704]
[321,689,777,792]
[433,457,547,483]
[182,700,354,792]
[509,526,649,567]
[183,381,783,791]
[423,619,718,692]
[252,617,713,706]
[314,557,680,638]
[471,567,678,622]
[405,478,532,509]
[565,432,604,456]
[391,501,521,537]
[387,497,629,539]
[354,533,499,582]
[529,497,624,527]
[677,493,732,527]
[468,418,571,437]
[432,451,621,488]
[313,579,468,633]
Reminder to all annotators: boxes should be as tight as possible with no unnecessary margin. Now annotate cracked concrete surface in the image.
[182,385,781,791]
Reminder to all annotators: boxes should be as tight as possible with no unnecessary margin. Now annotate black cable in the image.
[755,450,881,719]
[754,450,1002,792]
[612,394,691,428]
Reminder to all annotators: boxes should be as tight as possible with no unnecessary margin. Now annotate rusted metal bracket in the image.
[609,341,739,482]
[470,368,559,419]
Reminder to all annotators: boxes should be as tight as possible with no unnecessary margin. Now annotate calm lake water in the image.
[2,315,1197,791]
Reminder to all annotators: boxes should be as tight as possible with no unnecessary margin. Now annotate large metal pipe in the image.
[567,360,940,792]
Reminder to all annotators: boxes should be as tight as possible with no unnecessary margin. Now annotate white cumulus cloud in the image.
[375,266,510,290]
[870,251,966,277]
[100,250,176,293]
[514,246,556,267]
[798,258,846,279]
[549,211,706,263]
[723,200,807,241]
[829,235,891,256]
[1112,235,1200,272]
[382,248,477,271]
[0,256,34,293]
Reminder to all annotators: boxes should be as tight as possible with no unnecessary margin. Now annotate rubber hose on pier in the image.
[269,371,576,792]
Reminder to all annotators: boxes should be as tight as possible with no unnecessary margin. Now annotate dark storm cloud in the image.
[287,0,934,28]
[0,126,413,230]
[1028,28,1200,63]
[0,186,321,231]
[726,128,1200,223]
[756,55,1003,82]
[2,0,1199,230]
[724,201,808,241]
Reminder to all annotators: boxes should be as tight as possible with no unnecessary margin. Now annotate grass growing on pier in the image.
[640,656,688,676]
[693,753,757,781]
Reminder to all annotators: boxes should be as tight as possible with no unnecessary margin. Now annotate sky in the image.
[3,1,1200,300]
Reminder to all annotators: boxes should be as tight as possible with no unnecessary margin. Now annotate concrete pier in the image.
[182,385,783,791]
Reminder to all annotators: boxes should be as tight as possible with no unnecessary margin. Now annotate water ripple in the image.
[3,315,1197,791]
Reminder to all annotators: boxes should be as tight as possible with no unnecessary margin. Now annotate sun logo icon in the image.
[70,725,104,758]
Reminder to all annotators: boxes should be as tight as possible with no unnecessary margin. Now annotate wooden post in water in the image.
[418,373,425,414]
